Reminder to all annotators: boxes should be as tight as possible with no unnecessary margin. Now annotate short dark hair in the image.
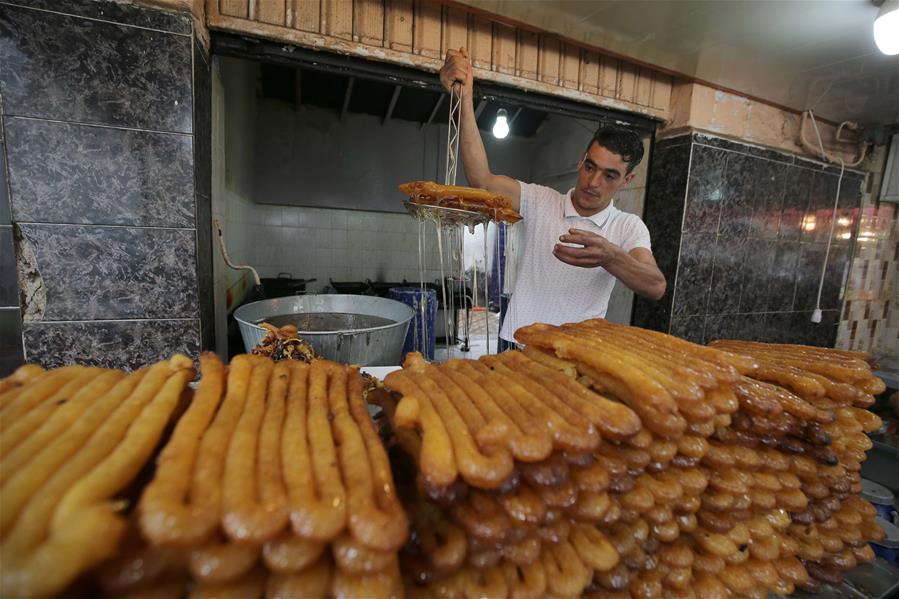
[586,126,645,174]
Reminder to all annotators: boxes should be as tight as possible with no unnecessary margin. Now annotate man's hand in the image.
[553,228,620,268]
[439,48,473,100]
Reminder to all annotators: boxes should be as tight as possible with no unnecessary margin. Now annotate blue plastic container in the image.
[862,479,897,522]
[388,287,437,361]
[872,517,899,567]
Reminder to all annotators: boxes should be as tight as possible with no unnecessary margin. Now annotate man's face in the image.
[572,142,636,216]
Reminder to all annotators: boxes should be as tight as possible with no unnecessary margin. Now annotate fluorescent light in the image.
[492,108,510,139]
[874,0,899,55]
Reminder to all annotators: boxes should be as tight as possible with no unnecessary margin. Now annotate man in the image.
[439,49,666,343]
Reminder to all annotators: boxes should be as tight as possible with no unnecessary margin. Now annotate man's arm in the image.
[440,49,521,211]
[554,229,667,300]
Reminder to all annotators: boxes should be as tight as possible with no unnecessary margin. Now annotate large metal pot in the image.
[234,294,414,366]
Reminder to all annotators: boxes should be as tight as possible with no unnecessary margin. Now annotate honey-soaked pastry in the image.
[399,181,522,223]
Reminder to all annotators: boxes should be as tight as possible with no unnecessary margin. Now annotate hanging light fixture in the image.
[492,108,510,139]
[874,0,899,55]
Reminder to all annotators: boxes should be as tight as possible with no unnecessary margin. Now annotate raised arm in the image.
[439,49,521,211]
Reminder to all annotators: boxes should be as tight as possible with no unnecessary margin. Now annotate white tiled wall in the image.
[222,194,450,293]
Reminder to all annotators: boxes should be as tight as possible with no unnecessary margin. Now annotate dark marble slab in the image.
[23,318,200,371]
[0,225,16,307]
[708,235,748,314]
[692,133,796,166]
[193,37,212,201]
[748,160,787,239]
[0,307,24,376]
[732,312,768,341]
[719,153,754,236]
[683,144,727,233]
[779,166,813,241]
[0,5,192,132]
[703,313,737,344]
[793,242,827,311]
[0,119,9,225]
[741,237,777,313]
[672,231,716,316]
[5,118,194,227]
[806,171,838,243]
[766,240,800,311]
[835,176,863,241]
[1,0,192,34]
[17,224,199,320]
[669,313,705,344]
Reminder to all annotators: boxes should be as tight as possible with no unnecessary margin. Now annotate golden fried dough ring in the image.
[188,566,266,599]
[693,528,739,557]
[542,541,591,597]
[330,366,408,551]
[536,515,571,545]
[498,484,546,525]
[570,523,619,571]
[331,532,396,574]
[492,351,641,440]
[332,556,403,599]
[1,368,123,485]
[532,477,578,509]
[0,365,148,535]
[572,461,610,493]
[222,358,289,543]
[0,364,44,398]
[467,360,598,453]
[0,366,108,460]
[262,531,325,573]
[501,534,541,566]
[266,555,332,599]
[2,357,193,598]
[521,345,578,378]
[138,353,228,546]
[0,365,84,424]
[569,490,612,523]
[285,361,347,541]
[188,538,260,584]
[452,490,512,543]
[98,534,185,594]
[501,559,546,599]
[446,361,554,461]
[405,369,516,487]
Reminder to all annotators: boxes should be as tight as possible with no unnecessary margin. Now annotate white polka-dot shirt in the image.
[499,182,652,342]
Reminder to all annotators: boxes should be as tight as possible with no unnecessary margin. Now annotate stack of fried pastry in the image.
[0,356,195,598]
[710,339,886,593]
[399,181,522,223]
[382,349,642,598]
[102,354,408,599]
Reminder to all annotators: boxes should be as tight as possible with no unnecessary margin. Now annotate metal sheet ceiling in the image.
[456,0,899,125]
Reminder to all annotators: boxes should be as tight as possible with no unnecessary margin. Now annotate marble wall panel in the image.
[748,159,787,239]
[633,137,690,332]
[0,308,23,376]
[766,240,800,311]
[23,319,200,371]
[5,118,194,227]
[740,237,776,313]
[708,235,747,314]
[0,4,193,132]
[17,224,199,321]
[672,231,715,316]
[1,0,192,33]
[682,144,726,233]
[0,226,16,307]
[720,152,754,236]
[0,125,9,225]
[641,131,861,347]
[780,166,813,241]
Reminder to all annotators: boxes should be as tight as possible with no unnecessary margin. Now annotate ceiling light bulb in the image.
[874,0,899,55]
[493,108,510,139]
